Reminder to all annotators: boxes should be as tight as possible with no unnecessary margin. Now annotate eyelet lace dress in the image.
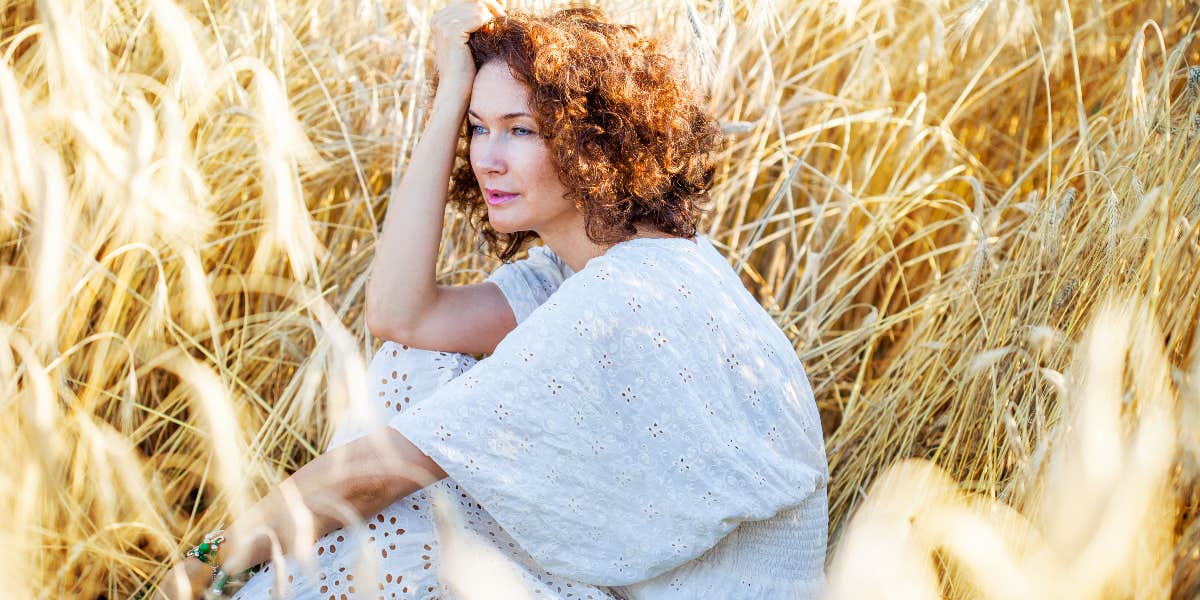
[231,234,828,599]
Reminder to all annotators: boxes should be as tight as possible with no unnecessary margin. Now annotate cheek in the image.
[526,145,559,185]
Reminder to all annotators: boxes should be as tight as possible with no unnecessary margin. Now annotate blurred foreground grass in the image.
[1,0,1198,597]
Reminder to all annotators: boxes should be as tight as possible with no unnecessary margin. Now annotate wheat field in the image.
[1,0,1197,597]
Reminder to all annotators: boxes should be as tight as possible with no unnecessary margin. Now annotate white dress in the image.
[231,234,828,599]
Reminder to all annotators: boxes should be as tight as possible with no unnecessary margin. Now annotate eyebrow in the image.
[467,110,534,121]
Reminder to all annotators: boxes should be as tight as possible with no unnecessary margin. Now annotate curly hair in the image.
[442,8,723,262]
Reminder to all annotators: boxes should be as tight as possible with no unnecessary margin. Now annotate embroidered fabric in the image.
[232,343,618,599]
[231,234,828,599]
[392,234,828,596]
[482,243,575,324]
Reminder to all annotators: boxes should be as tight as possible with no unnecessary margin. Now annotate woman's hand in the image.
[430,0,506,96]
[155,559,211,600]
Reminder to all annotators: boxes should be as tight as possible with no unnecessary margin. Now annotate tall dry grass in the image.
[0,0,1197,597]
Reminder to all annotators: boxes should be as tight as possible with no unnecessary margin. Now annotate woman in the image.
[160,3,828,598]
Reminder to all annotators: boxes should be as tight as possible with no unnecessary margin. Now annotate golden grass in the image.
[1,0,1197,597]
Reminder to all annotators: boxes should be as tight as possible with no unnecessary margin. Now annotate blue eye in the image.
[468,124,486,136]
[513,127,536,136]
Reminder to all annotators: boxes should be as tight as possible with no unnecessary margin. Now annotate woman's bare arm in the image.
[157,428,445,599]
[364,87,468,341]
[217,428,446,573]
[364,0,504,341]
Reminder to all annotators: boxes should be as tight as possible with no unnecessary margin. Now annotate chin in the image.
[486,217,519,235]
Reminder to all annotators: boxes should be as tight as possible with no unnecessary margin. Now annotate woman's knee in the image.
[367,341,478,398]
[326,342,478,452]
[362,341,479,415]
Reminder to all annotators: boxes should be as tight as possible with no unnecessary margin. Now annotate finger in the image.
[462,3,498,34]
[477,0,506,18]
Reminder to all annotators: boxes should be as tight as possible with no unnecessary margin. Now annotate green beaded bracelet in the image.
[185,525,261,597]
[204,565,261,599]
[184,527,226,565]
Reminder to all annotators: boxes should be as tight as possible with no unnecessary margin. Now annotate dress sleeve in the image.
[388,254,827,586]
[484,245,573,324]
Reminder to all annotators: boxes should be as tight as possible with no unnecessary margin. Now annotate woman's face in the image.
[468,61,575,236]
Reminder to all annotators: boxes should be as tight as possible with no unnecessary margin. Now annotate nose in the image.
[471,136,507,176]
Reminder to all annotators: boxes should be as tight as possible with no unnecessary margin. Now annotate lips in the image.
[485,188,518,206]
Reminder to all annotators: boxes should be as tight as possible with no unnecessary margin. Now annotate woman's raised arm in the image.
[364,0,505,342]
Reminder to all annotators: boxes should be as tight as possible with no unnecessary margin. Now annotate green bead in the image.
[198,542,211,555]
[212,571,231,593]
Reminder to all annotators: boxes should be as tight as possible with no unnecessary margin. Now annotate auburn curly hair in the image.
[442,8,723,262]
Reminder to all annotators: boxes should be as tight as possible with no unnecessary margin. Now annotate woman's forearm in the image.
[215,428,448,575]
[364,83,472,340]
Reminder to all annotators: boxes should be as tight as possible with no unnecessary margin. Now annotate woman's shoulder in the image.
[587,234,708,277]
[537,227,708,281]
[528,244,575,278]
[550,234,716,311]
